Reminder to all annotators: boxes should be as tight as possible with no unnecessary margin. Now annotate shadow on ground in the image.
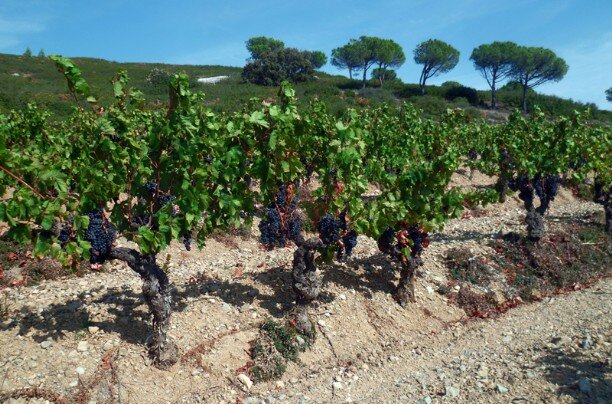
[539,348,611,403]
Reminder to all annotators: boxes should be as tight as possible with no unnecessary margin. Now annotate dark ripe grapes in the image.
[516,175,534,209]
[508,178,517,191]
[57,222,72,244]
[468,149,478,161]
[84,210,117,264]
[145,180,157,194]
[377,228,395,254]
[407,226,428,257]
[131,214,150,227]
[275,183,288,208]
[338,210,348,232]
[258,183,302,249]
[339,230,358,258]
[183,232,192,251]
[288,216,302,242]
[259,208,285,248]
[544,174,559,200]
[317,215,340,245]
[158,193,176,206]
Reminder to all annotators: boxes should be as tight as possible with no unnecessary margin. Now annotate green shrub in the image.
[445,85,479,105]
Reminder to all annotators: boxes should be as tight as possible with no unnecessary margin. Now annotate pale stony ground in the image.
[0,175,610,403]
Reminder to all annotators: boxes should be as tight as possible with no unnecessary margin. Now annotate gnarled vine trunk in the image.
[109,247,178,369]
[394,256,423,307]
[290,237,323,338]
[525,208,546,241]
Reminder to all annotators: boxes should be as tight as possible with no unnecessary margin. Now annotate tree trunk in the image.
[495,176,509,203]
[419,68,426,95]
[109,247,178,369]
[491,83,497,109]
[290,237,324,338]
[394,256,422,307]
[525,207,545,242]
[348,68,353,80]
[521,84,528,113]
[362,65,368,89]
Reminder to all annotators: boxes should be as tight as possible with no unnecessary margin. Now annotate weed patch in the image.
[490,222,611,301]
[445,247,494,286]
[249,319,311,382]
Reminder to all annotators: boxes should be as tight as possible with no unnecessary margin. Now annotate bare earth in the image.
[0,172,610,403]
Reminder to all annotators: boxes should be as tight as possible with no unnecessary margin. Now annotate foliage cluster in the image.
[0,58,609,367]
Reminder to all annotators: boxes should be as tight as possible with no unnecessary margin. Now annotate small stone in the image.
[191,369,201,376]
[581,334,592,349]
[339,293,347,300]
[221,303,232,312]
[502,335,513,343]
[69,380,79,387]
[388,355,399,363]
[426,286,434,295]
[445,385,460,398]
[102,341,114,351]
[296,335,306,346]
[317,319,326,327]
[238,373,253,390]
[417,397,432,404]
[275,380,285,389]
[77,341,89,352]
[88,326,100,334]
[76,367,85,375]
[496,384,508,394]
[332,381,343,390]
[453,285,461,291]
[40,340,53,349]
[578,377,591,395]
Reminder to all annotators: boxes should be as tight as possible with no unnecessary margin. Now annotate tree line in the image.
[240,36,570,113]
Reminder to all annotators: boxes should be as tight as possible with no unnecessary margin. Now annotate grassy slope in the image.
[1,52,610,122]
[0,53,354,118]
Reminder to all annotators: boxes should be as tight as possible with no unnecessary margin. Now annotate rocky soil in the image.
[0,174,610,403]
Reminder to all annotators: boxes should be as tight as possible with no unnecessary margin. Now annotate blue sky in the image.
[1,0,611,109]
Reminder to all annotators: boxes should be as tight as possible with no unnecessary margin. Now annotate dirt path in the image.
[0,181,609,403]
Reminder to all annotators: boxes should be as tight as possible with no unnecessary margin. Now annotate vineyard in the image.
[0,58,611,402]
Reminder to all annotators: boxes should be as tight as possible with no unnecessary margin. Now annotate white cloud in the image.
[0,15,46,51]
[0,16,44,34]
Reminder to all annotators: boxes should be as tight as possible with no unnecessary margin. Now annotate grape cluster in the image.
[84,210,117,264]
[377,226,429,259]
[468,148,478,161]
[339,230,358,259]
[377,227,396,255]
[259,184,302,248]
[145,180,176,206]
[183,231,192,251]
[406,226,428,257]
[317,215,340,245]
[57,222,73,244]
[134,180,193,250]
[533,174,559,213]
[513,174,559,214]
[317,211,359,259]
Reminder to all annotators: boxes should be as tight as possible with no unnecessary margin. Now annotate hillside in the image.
[1,52,611,122]
[0,172,610,403]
